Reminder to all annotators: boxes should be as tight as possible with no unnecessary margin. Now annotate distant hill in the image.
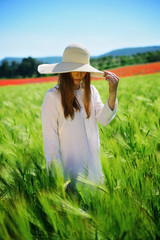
[99,46,160,57]
[0,57,23,65]
[0,56,62,65]
[1,46,160,65]
[36,56,62,64]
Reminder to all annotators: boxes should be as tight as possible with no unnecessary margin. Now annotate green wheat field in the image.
[0,73,160,240]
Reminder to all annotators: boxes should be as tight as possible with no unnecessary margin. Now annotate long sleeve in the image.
[92,85,118,126]
[41,91,61,174]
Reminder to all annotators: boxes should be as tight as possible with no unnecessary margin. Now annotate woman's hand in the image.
[103,71,119,94]
[103,71,119,111]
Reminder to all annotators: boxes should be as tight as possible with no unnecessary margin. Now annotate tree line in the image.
[0,57,43,79]
[0,50,160,79]
[90,50,160,71]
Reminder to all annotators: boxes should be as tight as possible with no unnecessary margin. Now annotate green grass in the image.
[0,73,160,239]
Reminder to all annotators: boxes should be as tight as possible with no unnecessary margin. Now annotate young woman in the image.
[38,43,119,188]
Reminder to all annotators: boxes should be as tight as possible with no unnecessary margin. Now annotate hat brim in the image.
[37,62,104,78]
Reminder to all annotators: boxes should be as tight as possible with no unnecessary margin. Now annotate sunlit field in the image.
[0,73,160,239]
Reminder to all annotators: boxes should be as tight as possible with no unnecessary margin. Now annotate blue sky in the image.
[0,0,160,59]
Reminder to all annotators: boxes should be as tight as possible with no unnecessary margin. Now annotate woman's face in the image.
[70,72,87,86]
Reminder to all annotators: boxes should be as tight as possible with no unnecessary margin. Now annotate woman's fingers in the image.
[103,71,120,90]
[103,71,119,94]
[104,71,119,80]
[105,76,116,85]
[104,70,118,78]
[103,71,119,83]
[104,73,116,82]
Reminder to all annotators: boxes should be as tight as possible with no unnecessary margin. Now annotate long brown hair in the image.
[57,72,91,120]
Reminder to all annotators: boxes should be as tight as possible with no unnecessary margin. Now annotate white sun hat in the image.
[37,43,104,78]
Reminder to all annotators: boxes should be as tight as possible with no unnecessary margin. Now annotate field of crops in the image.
[0,73,160,239]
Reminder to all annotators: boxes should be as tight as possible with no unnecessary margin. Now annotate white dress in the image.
[41,83,118,184]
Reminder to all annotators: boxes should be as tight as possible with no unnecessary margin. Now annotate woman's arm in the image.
[108,91,117,111]
[93,85,118,126]
[104,70,119,111]
[94,71,119,125]
[41,91,62,175]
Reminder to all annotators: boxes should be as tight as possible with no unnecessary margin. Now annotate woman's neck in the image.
[73,83,80,90]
